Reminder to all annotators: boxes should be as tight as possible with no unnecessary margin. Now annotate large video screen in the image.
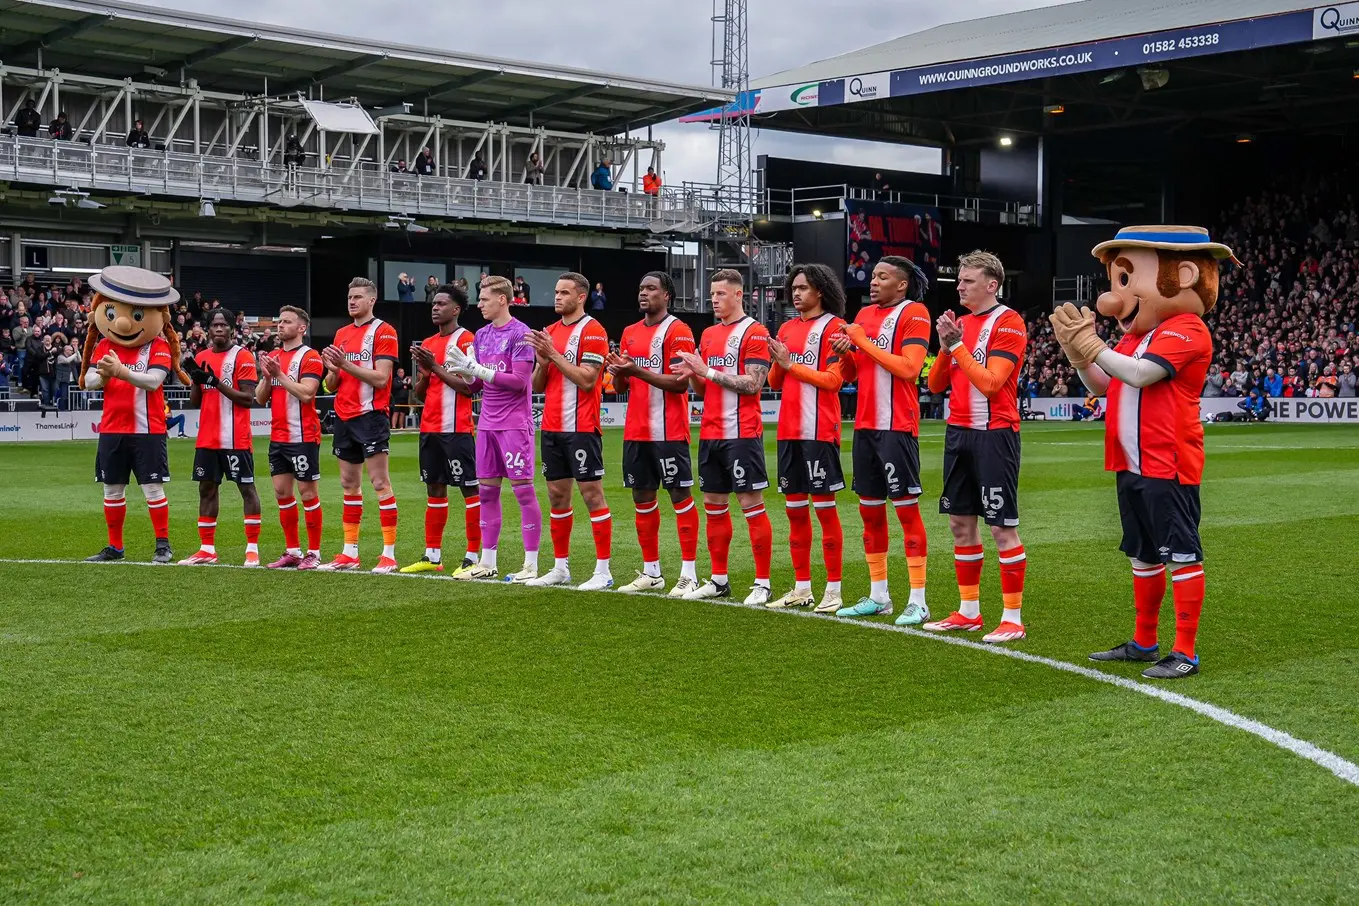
[844,200,942,290]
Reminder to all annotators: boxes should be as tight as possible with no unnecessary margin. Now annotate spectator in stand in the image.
[0,355,11,398]
[643,166,661,196]
[12,317,31,379]
[510,285,529,307]
[413,147,435,176]
[871,171,890,195]
[49,112,73,141]
[1263,367,1283,398]
[524,151,545,185]
[15,99,41,137]
[23,326,44,396]
[590,159,614,191]
[126,119,151,148]
[397,272,416,303]
[1339,360,1357,397]
[1316,364,1339,397]
[467,153,487,181]
[1203,367,1225,397]
[390,158,409,174]
[513,275,530,305]
[36,334,58,406]
[389,367,412,429]
[283,134,306,168]
[425,276,440,304]
[590,282,606,312]
[55,342,78,410]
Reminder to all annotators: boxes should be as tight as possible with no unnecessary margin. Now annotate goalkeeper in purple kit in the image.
[445,276,543,582]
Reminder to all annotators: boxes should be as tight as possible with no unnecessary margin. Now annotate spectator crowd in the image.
[0,278,294,407]
[1020,176,1359,402]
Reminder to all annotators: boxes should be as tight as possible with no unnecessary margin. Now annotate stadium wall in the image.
[10,396,1358,444]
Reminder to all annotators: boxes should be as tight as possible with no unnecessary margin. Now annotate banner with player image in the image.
[844,200,942,290]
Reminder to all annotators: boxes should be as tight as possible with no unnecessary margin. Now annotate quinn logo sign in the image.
[1316,4,1359,37]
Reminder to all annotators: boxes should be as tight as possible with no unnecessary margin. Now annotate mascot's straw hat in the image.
[88,265,180,307]
[1092,225,1241,266]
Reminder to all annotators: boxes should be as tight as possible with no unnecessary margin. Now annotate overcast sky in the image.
[147,0,1066,184]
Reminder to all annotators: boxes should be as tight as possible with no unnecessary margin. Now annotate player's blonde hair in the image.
[957,250,1005,287]
[481,275,513,303]
[348,277,377,298]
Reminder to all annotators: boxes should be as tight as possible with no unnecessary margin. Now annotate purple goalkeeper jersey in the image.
[474,317,536,432]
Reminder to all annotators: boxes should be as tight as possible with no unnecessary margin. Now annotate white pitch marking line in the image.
[3,557,1356,788]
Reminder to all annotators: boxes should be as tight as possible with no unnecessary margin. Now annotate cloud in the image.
[143,0,1061,183]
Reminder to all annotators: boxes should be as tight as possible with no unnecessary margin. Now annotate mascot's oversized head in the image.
[79,265,190,388]
[1091,225,1239,335]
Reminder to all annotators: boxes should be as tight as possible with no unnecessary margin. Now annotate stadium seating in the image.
[1023,180,1359,400]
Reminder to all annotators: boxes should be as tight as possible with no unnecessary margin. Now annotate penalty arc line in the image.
[2,557,1357,789]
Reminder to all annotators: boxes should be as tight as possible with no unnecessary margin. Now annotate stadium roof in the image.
[753,0,1322,88]
[705,0,1359,146]
[0,0,732,134]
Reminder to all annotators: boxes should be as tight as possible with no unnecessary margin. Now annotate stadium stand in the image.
[1021,172,1359,401]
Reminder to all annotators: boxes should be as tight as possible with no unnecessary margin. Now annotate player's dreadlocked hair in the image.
[78,294,191,389]
[878,255,929,302]
[783,263,846,317]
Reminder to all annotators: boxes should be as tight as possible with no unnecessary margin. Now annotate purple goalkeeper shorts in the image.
[476,428,536,481]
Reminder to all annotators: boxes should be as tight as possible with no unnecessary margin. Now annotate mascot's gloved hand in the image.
[1049,303,1106,370]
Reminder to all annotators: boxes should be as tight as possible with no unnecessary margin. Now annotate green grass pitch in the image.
[1,422,1357,903]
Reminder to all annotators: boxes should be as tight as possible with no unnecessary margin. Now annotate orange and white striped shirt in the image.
[268,345,324,443]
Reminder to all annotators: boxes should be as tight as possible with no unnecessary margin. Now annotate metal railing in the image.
[763,184,1039,226]
[0,134,704,232]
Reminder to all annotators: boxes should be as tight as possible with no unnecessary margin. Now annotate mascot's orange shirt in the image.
[93,336,171,434]
[1105,312,1213,485]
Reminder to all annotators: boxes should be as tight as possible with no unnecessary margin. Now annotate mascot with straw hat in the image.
[1049,225,1238,679]
[80,265,191,563]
